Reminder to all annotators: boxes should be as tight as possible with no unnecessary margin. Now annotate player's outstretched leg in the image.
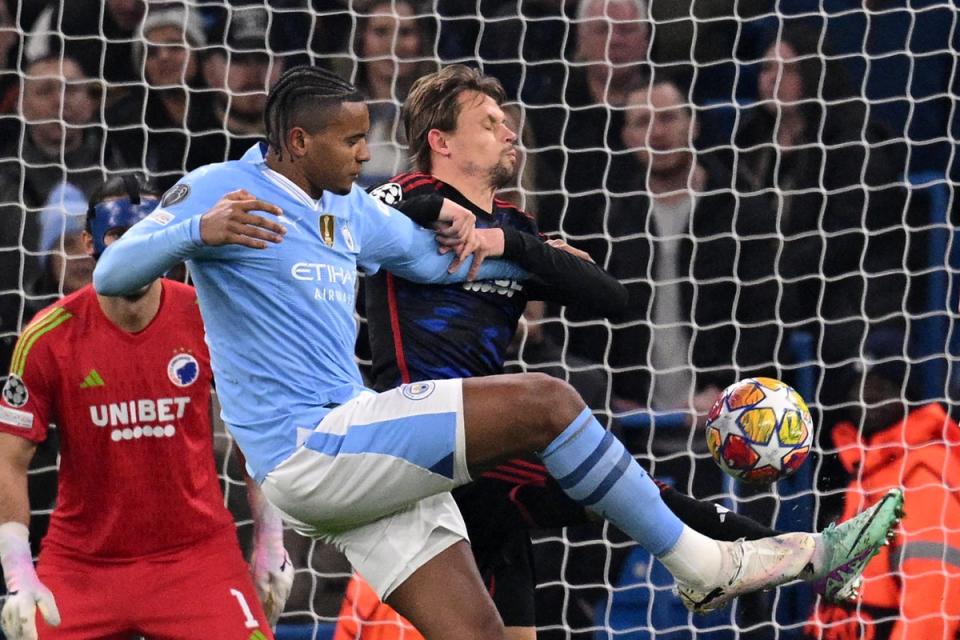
[676,488,905,613]
[461,374,832,611]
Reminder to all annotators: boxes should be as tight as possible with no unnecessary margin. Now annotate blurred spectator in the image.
[0,54,107,370]
[806,327,960,640]
[107,6,221,192]
[576,75,774,414]
[476,0,577,103]
[32,229,95,305]
[351,0,436,187]
[25,0,146,105]
[748,1,955,174]
[731,24,909,407]
[646,1,770,105]
[527,0,649,240]
[201,4,284,162]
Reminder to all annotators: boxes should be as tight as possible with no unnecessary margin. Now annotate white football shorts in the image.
[261,378,472,598]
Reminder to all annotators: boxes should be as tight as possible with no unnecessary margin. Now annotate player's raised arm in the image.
[503,231,629,316]
[356,190,527,284]
[94,178,285,296]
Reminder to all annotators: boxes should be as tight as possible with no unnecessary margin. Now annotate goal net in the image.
[1,0,957,638]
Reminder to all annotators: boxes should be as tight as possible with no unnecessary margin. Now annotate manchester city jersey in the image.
[94,144,527,481]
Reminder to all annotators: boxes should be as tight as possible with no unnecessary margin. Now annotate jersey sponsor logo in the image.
[291,262,357,306]
[290,263,356,285]
[369,182,403,206]
[0,405,33,429]
[401,381,436,400]
[167,353,199,387]
[160,183,190,208]
[145,210,174,225]
[320,214,335,247]
[461,279,524,298]
[89,397,190,442]
[80,369,105,389]
[2,374,28,408]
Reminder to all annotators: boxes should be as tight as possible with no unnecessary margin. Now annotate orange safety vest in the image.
[806,403,960,640]
[334,573,425,640]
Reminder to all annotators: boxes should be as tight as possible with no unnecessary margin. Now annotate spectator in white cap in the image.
[106,5,227,192]
[201,5,285,162]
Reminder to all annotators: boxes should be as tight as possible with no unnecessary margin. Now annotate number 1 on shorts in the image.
[230,588,260,629]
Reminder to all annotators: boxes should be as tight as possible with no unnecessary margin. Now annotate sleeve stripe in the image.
[10,308,72,377]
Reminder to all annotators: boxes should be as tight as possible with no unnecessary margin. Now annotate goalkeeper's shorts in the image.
[36,527,272,639]
[262,378,470,599]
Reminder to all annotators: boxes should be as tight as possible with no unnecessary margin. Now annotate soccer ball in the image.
[705,377,813,484]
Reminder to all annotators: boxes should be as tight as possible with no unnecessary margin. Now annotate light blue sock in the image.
[540,407,684,556]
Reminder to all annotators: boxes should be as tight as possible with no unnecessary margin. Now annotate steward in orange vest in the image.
[806,330,960,640]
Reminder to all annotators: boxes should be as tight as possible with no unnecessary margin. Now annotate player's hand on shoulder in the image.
[199,189,287,249]
[448,228,505,281]
[434,198,476,248]
[1,582,60,640]
[546,238,595,263]
[251,548,294,628]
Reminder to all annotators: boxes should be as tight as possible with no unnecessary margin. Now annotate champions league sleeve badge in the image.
[369,183,403,206]
[2,374,28,408]
[160,184,190,208]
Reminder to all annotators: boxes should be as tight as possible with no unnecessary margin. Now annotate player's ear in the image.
[81,230,95,258]
[427,128,451,159]
[286,126,310,159]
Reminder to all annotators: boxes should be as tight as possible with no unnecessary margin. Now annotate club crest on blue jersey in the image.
[167,353,199,387]
[320,214,335,247]
[342,224,356,252]
[2,374,28,408]
[401,381,436,400]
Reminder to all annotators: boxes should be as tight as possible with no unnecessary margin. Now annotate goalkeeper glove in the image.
[0,523,60,640]
[249,495,294,627]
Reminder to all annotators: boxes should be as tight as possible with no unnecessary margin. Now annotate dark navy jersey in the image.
[365,172,537,388]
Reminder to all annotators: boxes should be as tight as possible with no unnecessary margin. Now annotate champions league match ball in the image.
[705,377,814,484]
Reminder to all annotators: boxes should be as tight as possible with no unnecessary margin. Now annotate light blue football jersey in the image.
[94,144,527,481]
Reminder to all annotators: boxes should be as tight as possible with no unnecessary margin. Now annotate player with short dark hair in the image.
[92,65,902,640]
[0,176,292,639]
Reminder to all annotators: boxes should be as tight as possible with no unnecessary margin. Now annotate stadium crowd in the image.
[0,0,957,639]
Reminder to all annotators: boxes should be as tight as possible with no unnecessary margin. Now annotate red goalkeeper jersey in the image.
[0,281,235,560]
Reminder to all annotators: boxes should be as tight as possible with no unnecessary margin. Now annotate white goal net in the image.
[1,1,957,639]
